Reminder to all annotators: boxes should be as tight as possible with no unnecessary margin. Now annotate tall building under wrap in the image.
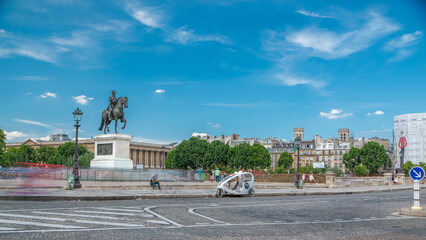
[394,113,426,166]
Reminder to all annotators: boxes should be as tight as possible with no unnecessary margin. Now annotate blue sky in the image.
[1,0,425,143]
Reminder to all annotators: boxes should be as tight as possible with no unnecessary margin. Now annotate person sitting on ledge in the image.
[150,174,161,190]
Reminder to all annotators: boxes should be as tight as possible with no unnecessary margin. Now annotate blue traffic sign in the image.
[409,167,425,181]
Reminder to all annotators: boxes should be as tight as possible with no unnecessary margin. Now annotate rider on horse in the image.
[107,90,118,121]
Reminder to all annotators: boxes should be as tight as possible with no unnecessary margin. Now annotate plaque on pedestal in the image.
[90,134,133,169]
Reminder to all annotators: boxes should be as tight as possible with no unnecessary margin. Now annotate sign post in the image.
[409,167,425,211]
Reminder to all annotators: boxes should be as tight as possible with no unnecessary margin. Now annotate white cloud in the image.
[320,109,353,119]
[384,31,423,50]
[13,119,53,128]
[4,131,28,140]
[367,110,385,116]
[10,75,53,81]
[275,74,325,89]
[35,136,51,141]
[73,95,94,105]
[264,11,400,60]
[207,122,222,128]
[296,10,332,19]
[50,32,92,48]
[166,27,232,45]
[26,92,32,95]
[123,1,163,29]
[40,92,56,98]
[154,89,165,94]
[192,132,209,138]
[132,136,176,144]
[383,31,423,61]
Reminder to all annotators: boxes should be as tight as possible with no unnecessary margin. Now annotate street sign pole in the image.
[409,167,425,211]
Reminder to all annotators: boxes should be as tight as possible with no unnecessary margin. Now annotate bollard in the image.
[412,180,422,211]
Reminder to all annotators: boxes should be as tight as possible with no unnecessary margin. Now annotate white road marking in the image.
[72,219,143,227]
[95,208,147,213]
[144,206,183,227]
[146,220,170,225]
[0,213,66,221]
[188,208,229,225]
[0,219,86,229]
[0,227,18,231]
[32,211,120,220]
[75,210,134,216]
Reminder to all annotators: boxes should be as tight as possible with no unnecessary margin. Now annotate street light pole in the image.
[294,137,301,188]
[72,108,83,189]
[161,145,165,169]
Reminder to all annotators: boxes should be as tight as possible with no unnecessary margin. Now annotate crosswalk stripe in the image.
[74,210,134,216]
[0,227,18,231]
[72,219,144,227]
[0,213,65,222]
[95,208,146,213]
[0,219,86,229]
[32,211,120,220]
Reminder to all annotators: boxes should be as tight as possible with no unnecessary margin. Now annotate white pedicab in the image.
[215,171,255,198]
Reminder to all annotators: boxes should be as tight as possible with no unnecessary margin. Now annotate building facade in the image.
[6,136,174,169]
[394,113,426,165]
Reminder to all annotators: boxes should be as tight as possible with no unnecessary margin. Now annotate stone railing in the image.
[253,173,326,183]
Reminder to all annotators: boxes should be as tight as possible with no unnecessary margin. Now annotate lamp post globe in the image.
[72,107,83,189]
[294,136,301,188]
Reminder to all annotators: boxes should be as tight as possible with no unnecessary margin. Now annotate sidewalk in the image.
[0,179,423,201]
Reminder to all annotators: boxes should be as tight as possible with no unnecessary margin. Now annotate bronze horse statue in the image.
[98,96,128,134]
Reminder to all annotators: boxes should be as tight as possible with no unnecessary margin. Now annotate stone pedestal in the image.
[90,134,133,169]
[396,173,406,185]
[383,172,393,185]
[325,171,337,188]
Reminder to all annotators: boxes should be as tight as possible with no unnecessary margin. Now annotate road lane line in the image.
[0,213,66,221]
[0,219,86,229]
[73,219,143,227]
[0,227,18,231]
[188,208,229,225]
[144,206,183,227]
[75,210,134,216]
[95,208,148,213]
[146,220,170,225]
[32,211,120,220]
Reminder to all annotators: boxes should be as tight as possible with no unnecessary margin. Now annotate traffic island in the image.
[400,208,426,217]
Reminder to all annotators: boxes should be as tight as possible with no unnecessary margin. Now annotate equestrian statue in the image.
[98,90,128,134]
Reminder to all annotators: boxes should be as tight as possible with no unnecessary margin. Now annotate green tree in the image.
[204,140,230,168]
[165,150,176,168]
[168,137,209,169]
[0,128,6,154]
[328,166,343,177]
[228,143,251,169]
[37,146,58,164]
[56,142,88,164]
[278,152,293,169]
[401,161,416,177]
[343,147,362,173]
[360,142,389,175]
[18,145,37,163]
[354,164,369,176]
[77,152,94,167]
[248,143,271,169]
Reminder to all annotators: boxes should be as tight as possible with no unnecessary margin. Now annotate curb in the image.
[0,186,422,201]
[400,208,426,217]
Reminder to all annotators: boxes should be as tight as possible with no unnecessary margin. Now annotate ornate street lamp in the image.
[72,107,83,189]
[161,145,165,169]
[294,136,301,188]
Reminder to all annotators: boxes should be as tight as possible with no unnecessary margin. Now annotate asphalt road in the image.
[0,190,424,240]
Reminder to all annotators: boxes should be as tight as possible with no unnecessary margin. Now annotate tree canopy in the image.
[166,138,271,170]
[343,142,390,175]
[278,152,293,169]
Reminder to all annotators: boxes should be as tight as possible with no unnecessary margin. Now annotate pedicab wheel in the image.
[248,188,255,197]
[216,189,224,198]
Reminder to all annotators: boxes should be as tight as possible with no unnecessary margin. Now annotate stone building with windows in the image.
[269,142,294,169]
[5,135,176,169]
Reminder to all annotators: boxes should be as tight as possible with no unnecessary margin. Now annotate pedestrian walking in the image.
[309,171,317,184]
[210,169,214,182]
[214,168,220,182]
